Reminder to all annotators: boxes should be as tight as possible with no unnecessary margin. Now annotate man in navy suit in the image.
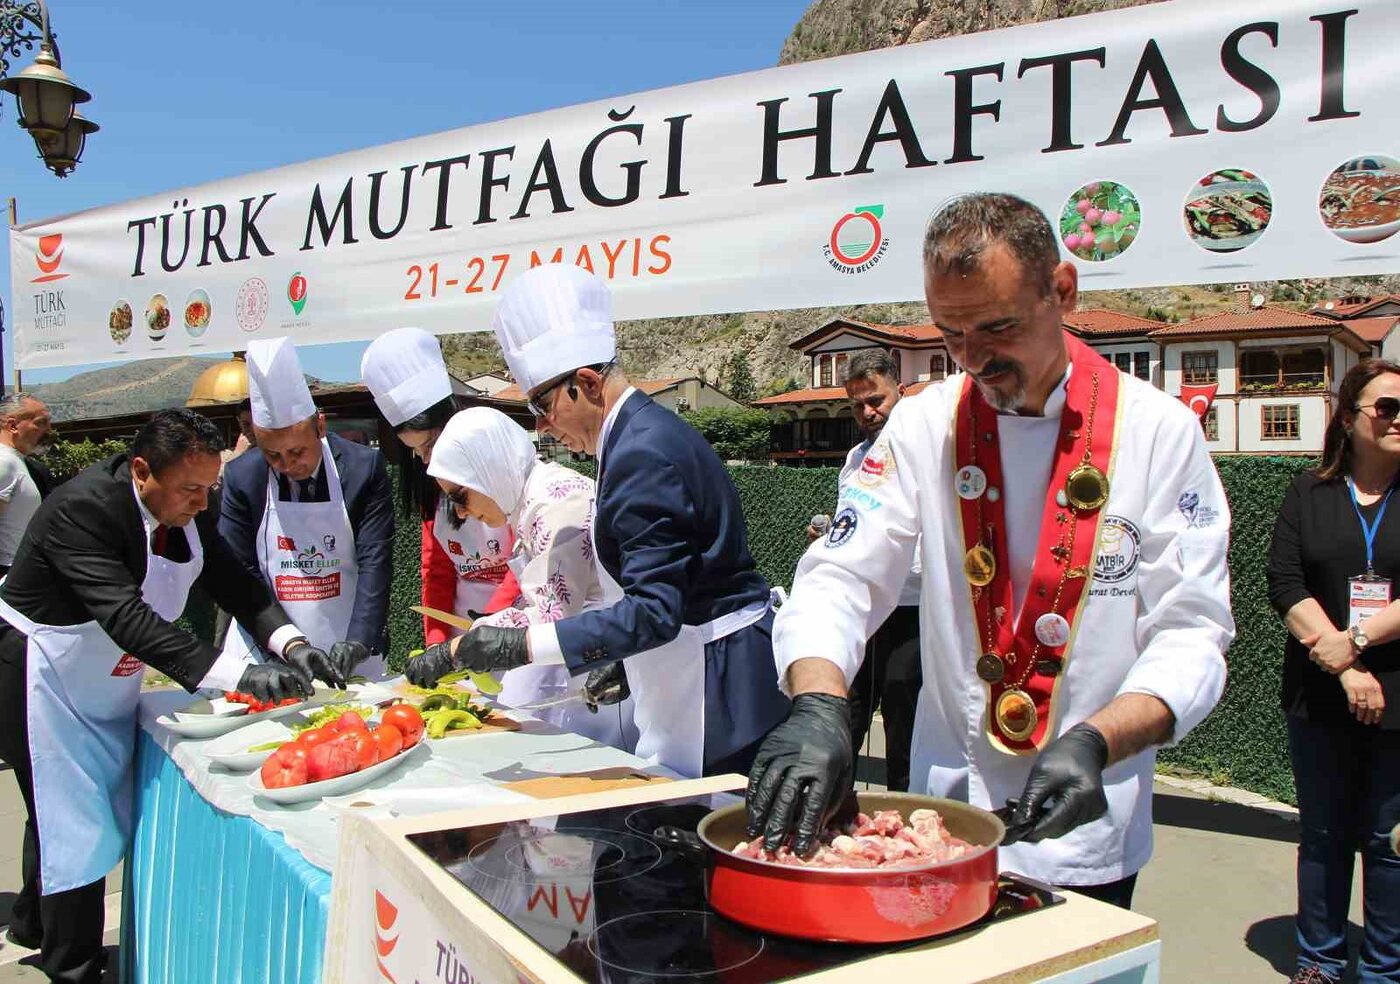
[405,266,789,777]
[219,338,395,679]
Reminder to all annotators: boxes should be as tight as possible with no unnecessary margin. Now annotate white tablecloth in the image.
[137,682,661,872]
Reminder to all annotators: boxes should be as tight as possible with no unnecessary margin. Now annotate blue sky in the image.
[2,0,810,385]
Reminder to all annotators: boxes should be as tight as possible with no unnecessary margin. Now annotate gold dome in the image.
[187,352,248,406]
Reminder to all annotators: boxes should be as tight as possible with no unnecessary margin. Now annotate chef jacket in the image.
[839,440,921,608]
[775,370,1233,886]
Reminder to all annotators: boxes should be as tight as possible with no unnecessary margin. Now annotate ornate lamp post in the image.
[0,0,97,177]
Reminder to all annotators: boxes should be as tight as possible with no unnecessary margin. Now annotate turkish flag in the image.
[1179,384,1218,421]
[276,535,297,551]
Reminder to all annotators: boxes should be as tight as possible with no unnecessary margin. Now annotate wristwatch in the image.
[1348,623,1369,652]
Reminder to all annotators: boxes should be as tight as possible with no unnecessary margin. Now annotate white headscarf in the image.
[360,327,453,426]
[246,337,316,429]
[426,408,538,518]
[491,264,616,393]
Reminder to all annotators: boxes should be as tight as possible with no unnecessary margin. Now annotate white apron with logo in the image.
[586,518,770,779]
[430,499,513,618]
[223,441,373,676]
[0,507,203,894]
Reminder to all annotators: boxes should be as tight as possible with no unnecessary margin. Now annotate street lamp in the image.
[0,0,97,177]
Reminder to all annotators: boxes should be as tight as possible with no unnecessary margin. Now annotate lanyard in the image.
[1348,477,1395,575]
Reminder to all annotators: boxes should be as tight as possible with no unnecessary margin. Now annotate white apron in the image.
[223,442,374,677]
[430,499,513,619]
[0,507,203,894]
[586,518,770,779]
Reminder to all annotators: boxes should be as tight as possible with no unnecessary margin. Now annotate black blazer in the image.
[555,391,771,672]
[1268,471,1400,729]
[0,454,292,691]
[218,432,394,651]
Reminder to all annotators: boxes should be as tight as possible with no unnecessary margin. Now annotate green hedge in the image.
[205,455,1309,802]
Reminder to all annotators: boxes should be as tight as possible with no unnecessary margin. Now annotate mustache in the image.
[977,359,1022,380]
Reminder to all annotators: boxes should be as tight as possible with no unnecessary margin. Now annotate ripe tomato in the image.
[380,705,424,749]
[332,711,369,734]
[260,745,308,789]
[296,726,338,751]
[372,723,404,762]
[350,731,380,770]
[307,737,360,782]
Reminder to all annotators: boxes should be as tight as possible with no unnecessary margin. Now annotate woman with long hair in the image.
[361,328,517,648]
[1268,358,1400,984]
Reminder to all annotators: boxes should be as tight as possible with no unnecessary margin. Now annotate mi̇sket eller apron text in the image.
[0,500,203,894]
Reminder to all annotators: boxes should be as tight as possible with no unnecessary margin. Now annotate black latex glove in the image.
[283,640,346,690]
[453,626,530,674]
[404,641,455,689]
[235,661,313,703]
[327,641,369,681]
[582,661,630,712]
[745,693,854,856]
[1006,722,1110,845]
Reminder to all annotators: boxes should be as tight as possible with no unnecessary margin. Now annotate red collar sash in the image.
[953,334,1122,753]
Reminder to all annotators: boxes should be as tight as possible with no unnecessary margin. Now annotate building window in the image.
[929,352,947,381]
[1182,350,1219,385]
[1282,348,1325,386]
[1202,406,1219,441]
[1261,404,1300,440]
[1240,347,1327,389]
[1133,351,1151,381]
[891,349,902,380]
[834,353,850,385]
[818,354,833,387]
[1113,352,1132,374]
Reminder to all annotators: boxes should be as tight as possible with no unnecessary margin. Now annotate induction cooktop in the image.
[407,792,1063,983]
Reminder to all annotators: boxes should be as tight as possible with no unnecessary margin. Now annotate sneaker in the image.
[1290,965,1339,984]
[4,925,40,950]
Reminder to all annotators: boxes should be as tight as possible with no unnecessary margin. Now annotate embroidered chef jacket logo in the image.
[1094,516,1142,584]
[827,507,859,547]
[447,540,464,556]
[1176,491,1219,529]
[856,439,896,489]
[840,486,884,513]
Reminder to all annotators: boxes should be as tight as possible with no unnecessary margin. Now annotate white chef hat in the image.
[246,337,316,430]
[491,264,615,394]
[360,327,453,427]
[426,408,539,519]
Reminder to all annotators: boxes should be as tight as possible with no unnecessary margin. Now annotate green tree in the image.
[37,438,129,483]
[680,407,771,461]
[724,352,756,404]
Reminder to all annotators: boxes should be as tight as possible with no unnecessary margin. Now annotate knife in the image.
[410,605,474,633]
[509,692,586,711]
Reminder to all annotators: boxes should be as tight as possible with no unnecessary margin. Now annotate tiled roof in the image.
[1147,305,1341,337]
[1344,316,1400,344]
[1063,309,1165,337]
[1311,295,1400,319]
[753,380,932,406]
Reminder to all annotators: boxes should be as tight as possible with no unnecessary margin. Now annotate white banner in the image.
[10,0,1399,370]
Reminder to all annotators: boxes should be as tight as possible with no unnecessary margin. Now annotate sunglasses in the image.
[1355,397,1400,420]
[527,375,574,418]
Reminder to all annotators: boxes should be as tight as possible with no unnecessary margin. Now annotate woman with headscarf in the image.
[408,407,635,745]
[360,328,518,650]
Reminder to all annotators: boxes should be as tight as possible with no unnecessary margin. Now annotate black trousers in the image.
[1068,873,1139,910]
[847,605,922,792]
[0,626,109,984]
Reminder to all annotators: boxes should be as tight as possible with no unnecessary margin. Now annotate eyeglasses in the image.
[1355,397,1400,420]
[528,374,574,418]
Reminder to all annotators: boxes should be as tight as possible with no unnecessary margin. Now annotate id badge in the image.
[1348,573,1391,628]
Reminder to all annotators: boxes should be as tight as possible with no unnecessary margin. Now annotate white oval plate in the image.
[204,719,295,772]
[249,739,430,805]
[158,688,352,740]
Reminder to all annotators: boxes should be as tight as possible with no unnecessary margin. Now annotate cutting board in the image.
[503,768,671,799]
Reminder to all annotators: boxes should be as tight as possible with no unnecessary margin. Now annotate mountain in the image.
[30,358,230,423]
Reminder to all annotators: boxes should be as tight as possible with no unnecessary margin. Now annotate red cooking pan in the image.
[656,791,1017,944]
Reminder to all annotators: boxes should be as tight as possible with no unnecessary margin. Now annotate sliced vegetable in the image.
[246,739,287,753]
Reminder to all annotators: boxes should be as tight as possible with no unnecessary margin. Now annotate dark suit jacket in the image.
[556,391,770,673]
[218,432,394,651]
[0,454,291,691]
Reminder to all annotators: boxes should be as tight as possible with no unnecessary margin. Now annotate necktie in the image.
[297,477,317,502]
[152,524,169,558]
